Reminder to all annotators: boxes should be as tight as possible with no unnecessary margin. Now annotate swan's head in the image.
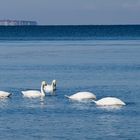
[52,80,56,85]
[42,81,47,88]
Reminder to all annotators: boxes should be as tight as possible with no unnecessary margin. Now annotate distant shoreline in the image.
[0,20,37,26]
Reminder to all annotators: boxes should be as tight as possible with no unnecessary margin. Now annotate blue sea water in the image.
[0,26,140,140]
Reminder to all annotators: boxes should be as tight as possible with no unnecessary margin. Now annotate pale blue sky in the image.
[0,0,140,25]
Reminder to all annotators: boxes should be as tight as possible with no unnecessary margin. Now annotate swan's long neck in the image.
[41,84,45,96]
[65,95,70,98]
[51,81,56,89]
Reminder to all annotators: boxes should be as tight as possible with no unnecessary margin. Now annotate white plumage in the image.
[93,97,126,106]
[22,81,47,98]
[44,80,57,94]
[65,91,96,101]
[0,91,11,98]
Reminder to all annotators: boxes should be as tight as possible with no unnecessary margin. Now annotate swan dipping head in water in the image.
[22,81,47,98]
[0,91,12,98]
[65,91,96,101]
[93,97,126,106]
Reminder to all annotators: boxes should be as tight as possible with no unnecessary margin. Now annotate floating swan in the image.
[0,91,11,98]
[65,91,96,101]
[44,80,57,94]
[22,81,47,98]
[93,97,126,106]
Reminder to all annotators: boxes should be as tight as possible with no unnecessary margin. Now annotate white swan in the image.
[65,92,96,101]
[0,91,11,98]
[44,80,57,93]
[93,97,126,106]
[22,81,47,98]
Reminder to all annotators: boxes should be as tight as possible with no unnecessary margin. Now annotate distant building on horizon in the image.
[0,20,37,26]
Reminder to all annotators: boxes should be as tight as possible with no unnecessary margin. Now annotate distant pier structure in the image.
[0,20,37,26]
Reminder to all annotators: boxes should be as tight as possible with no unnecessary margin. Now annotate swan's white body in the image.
[44,80,56,93]
[22,90,45,98]
[93,97,126,106]
[65,92,96,101]
[22,81,46,98]
[0,91,11,98]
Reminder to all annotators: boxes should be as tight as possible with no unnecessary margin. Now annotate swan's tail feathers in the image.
[64,95,70,99]
[121,102,126,106]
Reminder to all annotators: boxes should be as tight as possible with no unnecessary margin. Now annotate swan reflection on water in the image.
[22,97,47,109]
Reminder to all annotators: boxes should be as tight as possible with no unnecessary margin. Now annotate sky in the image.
[0,0,140,25]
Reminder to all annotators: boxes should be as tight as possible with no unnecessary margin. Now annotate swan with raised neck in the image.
[44,80,57,94]
[22,81,47,98]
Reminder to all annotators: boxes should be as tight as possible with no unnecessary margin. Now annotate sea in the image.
[0,25,140,140]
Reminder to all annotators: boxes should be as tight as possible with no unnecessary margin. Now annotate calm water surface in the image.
[0,40,140,140]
